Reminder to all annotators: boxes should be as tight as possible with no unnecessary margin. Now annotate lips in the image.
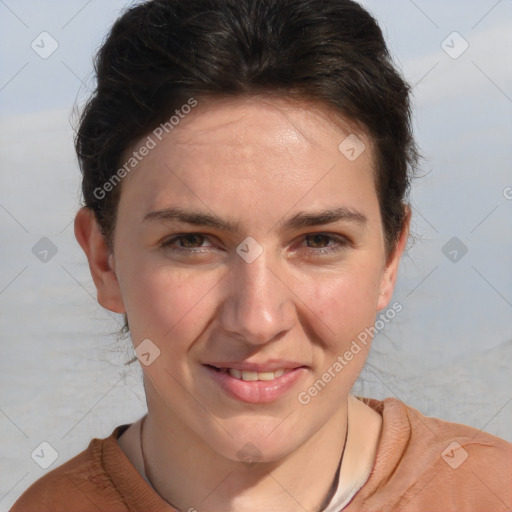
[205,361,305,372]
[203,360,307,403]
[206,360,305,380]
[210,367,288,381]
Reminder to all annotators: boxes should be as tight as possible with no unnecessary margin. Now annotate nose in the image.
[219,248,296,347]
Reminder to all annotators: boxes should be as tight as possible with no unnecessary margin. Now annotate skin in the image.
[75,96,410,511]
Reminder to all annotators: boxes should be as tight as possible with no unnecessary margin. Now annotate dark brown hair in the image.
[75,0,419,337]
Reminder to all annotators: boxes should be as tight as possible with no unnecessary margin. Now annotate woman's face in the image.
[102,97,405,462]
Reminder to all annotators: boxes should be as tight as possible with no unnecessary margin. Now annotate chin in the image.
[201,418,306,466]
[224,439,295,466]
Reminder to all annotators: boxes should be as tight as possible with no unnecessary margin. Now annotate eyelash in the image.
[159,232,350,256]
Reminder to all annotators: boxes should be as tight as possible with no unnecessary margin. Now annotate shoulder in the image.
[353,397,512,511]
[394,397,512,465]
[10,427,130,512]
[403,398,512,509]
[364,396,511,457]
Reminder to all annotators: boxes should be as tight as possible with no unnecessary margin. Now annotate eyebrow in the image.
[143,206,367,233]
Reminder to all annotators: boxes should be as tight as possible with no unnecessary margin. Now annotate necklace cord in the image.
[318,413,349,511]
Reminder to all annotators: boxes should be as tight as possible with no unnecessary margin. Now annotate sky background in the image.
[1,0,511,509]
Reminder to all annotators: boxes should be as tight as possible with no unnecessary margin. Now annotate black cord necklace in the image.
[318,414,349,511]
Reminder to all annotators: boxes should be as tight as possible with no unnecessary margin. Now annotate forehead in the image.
[167,96,368,158]
[117,96,378,225]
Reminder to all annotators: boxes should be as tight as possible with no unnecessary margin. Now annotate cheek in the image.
[304,264,383,346]
[294,266,383,405]
[121,260,226,348]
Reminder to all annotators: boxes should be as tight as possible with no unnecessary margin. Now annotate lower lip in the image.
[203,365,307,404]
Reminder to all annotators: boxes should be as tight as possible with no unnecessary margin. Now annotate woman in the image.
[10,0,511,510]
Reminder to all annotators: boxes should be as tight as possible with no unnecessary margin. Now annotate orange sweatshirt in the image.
[10,397,512,511]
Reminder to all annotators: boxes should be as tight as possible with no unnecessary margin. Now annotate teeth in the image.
[226,368,287,381]
[257,371,276,381]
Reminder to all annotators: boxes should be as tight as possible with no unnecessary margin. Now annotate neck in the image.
[140,411,348,512]
[139,385,353,512]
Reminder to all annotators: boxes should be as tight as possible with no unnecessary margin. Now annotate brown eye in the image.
[175,234,206,248]
[160,233,214,253]
[305,234,333,248]
[301,233,350,256]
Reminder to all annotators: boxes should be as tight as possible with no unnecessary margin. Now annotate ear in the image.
[377,206,411,311]
[74,207,125,314]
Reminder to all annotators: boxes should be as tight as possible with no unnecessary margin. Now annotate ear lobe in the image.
[377,206,411,311]
[74,207,126,314]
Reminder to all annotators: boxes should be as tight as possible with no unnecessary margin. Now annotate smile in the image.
[216,367,288,381]
[204,364,307,403]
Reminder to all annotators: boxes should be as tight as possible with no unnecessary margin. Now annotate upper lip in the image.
[205,360,306,372]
